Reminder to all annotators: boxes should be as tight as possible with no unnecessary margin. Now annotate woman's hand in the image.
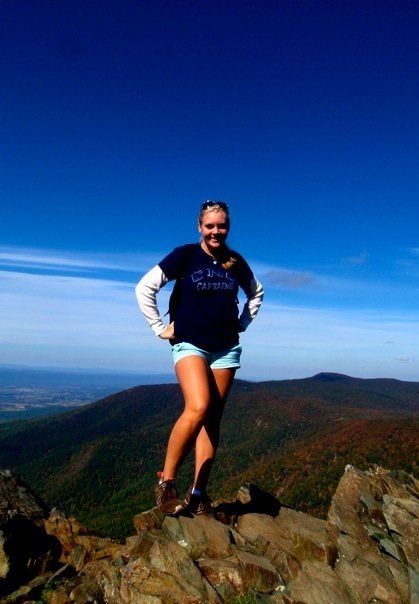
[159,322,175,340]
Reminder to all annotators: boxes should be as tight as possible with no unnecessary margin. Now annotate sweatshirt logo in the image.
[190,267,235,290]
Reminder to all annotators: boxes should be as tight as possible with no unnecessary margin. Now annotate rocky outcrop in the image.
[0,469,62,599]
[0,465,418,603]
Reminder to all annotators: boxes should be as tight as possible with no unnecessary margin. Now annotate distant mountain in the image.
[0,374,417,538]
[259,372,419,413]
[0,365,175,387]
[0,366,176,422]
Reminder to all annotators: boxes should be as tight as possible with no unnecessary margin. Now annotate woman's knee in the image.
[182,401,209,424]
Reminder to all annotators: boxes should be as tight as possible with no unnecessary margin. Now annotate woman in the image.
[135,200,264,515]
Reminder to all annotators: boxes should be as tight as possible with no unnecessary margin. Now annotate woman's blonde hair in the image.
[198,200,236,270]
[198,200,230,225]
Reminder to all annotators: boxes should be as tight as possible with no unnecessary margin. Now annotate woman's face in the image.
[199,209,229,254]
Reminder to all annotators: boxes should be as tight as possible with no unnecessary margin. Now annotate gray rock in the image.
[197,556,244,600]
[281,560,357,604]
[0,469,61,592]
[162,513,232,559]
[274,508,329,565]
[235,549,282,593]
[0,466,418,603]
[328,465,417,604]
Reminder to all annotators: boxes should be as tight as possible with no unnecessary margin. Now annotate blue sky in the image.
[1,0,419,381]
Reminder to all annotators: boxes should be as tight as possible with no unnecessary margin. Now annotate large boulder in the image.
[327,465,419,604]
[0,469,61,597]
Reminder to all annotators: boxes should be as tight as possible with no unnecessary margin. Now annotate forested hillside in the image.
[0,374,417,538]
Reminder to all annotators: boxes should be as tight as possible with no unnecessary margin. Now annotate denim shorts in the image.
[172,342,242,369]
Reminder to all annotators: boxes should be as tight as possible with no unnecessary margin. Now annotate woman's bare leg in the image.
[162,355,212,480]
[162,357,236,487]
[193,367,235,491]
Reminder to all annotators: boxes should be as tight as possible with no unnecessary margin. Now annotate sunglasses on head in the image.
[201,200,229,212]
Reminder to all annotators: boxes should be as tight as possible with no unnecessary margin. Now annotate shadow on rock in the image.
[214,483,281,525]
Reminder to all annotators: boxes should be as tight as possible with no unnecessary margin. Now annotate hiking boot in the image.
[184,486,213,515]
[155,478,185,515]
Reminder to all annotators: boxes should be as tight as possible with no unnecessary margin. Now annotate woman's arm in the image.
[238,276,264,332]
[135,265,169,337]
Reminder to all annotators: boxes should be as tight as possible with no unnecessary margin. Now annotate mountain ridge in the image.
[0,373,417,538]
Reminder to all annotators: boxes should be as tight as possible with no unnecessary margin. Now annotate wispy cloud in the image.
[344,249,369,266]
[394,247,419,280]
[0,268,172,372]
[262,268,315,289]
[255,266,377,312]
[0,246,163,277]
[242,302,419,380]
